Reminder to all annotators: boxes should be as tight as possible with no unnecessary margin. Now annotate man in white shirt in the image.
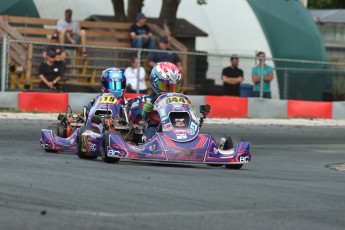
[124,57,148,94]
[57,9,87,57]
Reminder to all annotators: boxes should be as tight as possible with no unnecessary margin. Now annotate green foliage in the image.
[308,0,345,9]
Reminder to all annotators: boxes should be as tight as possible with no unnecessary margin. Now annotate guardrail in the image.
[1,92,344,119]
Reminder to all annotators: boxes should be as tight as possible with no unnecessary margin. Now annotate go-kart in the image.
[102,93,252,169]
[40,93,131,159]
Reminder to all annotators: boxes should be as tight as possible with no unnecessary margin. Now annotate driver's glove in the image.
[143,101,154,115]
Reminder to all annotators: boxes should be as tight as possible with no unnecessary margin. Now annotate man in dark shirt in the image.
[147,36,182,70]
[221,55,244,96]
[39,49,64,91]
[42,32,66,75]
[130,13,155,49]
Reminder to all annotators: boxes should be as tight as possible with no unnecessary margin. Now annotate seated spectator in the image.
[42,32,66,74]
[39,49,64,91]
[42,32,66,61]
[251,51,274,99]
[57,9,87,57]
[147,36,182,70]
[130,13,155,49]
[124,57,148,94]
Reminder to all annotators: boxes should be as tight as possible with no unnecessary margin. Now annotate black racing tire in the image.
[225,164,243,170]
[47,123,66,138]
[77,126,99,160]
[219,136,244,170]
[207,164,223,167]
[101,131,120,164]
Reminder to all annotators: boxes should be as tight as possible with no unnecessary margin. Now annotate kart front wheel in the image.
[219,136,244,170]
[48,124,65,138]
[77,126,99,160]
[102,131,120,164]
[207,164,223,167]
[225,164,243,170]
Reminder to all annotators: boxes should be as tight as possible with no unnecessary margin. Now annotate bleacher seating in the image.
[0,15,190,92]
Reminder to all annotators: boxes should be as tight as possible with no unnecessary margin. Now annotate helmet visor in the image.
[104,81,126,91]
[157,81,180,93]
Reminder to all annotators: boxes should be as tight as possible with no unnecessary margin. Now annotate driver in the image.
[86,67,127,115]
[128,62,182,141]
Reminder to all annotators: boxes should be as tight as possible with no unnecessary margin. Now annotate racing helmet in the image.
[150,62,181,94]
[101,67,126,98]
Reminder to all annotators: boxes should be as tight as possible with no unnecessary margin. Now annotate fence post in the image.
[259,59,264,98]
[284,70,288,99]
[1,35,7,92]
[136,49,142,94]
[25,43,33,89]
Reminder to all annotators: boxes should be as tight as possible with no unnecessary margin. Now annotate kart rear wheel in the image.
[77,126,99,160]
[102,131,120,164]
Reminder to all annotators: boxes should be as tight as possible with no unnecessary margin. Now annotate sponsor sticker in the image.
[176,133,187,139]
[159,108,167,116]
[190,122,198,131]
[163,123,172,131]
[107,148,120,157]
[187,128,195,135]
[149,144,156,152]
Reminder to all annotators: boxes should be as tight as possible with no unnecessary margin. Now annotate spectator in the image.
[221,55,244,96]
[124,57,148,94]
[57,9,87,57]
[130,13,155,49]
[42,32,66,61]
[147,36,182,70]
[42,32,66,74]
[39,50,64,91]
[251,51,274,98]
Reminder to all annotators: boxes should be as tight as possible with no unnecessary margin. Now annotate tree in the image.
[111,0,205,36]
[308,0,345,9]
[127,0,144,22]
[111,0,127,22]
[158,0,181,36]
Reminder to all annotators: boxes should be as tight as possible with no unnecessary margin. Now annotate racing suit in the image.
[128,92,160,140]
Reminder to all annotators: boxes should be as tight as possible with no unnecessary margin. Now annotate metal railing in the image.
[2,38,345,101]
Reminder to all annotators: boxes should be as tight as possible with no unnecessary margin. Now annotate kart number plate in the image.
[100,96,117,104]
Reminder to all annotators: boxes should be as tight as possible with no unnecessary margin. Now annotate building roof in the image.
[310,10,345,24]
[85,15,208,38]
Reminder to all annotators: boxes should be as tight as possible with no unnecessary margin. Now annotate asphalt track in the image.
[0,118,345,230]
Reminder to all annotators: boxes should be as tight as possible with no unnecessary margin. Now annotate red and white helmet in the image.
[150,62,182,94]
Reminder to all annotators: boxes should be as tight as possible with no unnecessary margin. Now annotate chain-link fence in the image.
[2,38,345,101]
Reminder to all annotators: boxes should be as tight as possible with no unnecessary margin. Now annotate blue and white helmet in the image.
[101,67,126,98]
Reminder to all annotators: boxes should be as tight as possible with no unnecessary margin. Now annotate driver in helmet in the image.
[86,67,127,114]
[128,62,183,141]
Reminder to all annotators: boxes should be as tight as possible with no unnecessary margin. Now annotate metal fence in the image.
[2,38,345,101]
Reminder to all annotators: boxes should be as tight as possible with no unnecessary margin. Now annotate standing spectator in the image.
[57,9,87,57]
[42,32,66,74]
[130,13,155,49]
[147,36,182,70]
[252,51,274,98]
[125,57,148,94]
[39,49,64,91]
[221,55,244,96]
